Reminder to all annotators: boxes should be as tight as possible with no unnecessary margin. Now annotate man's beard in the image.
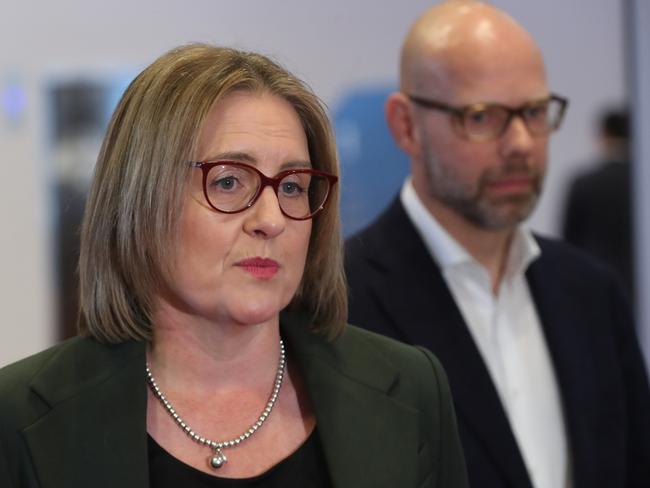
[422,145,544,230]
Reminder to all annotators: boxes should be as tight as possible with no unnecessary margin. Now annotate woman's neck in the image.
[147,304,283,393]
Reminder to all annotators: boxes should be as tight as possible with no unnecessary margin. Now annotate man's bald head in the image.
[385,1,554,233]
[400,1,546,96]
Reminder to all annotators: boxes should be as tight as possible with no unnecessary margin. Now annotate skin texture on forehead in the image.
[401,1,547,99]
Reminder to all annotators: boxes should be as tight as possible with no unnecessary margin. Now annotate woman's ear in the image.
[385,92,421,159]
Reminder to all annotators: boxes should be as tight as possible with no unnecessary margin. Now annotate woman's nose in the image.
[242,186,286,238]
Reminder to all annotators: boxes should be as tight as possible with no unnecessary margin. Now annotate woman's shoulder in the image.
[0,338,82,394]
[337,324,447,387]
[340,324,440,364]
[0,337,141,384]
[0,338,87,434]
[0,337,144,419]
[284,313,449,406]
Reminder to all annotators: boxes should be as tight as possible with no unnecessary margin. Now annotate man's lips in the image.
[485,176,535,193]
[235,257,280,279]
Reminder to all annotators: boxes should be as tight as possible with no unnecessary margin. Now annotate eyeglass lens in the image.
[204,164,330,219]
[462,98,564,140]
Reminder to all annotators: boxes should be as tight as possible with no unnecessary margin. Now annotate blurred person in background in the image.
[345,2,650,487]
[563,108,633,298]
[0,44,468,487]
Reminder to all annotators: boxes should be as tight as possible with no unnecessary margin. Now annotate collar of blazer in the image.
[22,314,419,488]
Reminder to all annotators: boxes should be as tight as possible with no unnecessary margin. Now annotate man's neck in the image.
[425,198,515,293]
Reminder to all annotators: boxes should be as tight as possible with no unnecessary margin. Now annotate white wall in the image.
[0,0,628,366]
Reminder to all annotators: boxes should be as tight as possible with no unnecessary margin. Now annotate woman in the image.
[0,44,468,487]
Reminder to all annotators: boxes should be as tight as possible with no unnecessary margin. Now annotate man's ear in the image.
[385,92,421,159]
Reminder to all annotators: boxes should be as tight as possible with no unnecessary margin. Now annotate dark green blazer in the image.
[0,313,468,488]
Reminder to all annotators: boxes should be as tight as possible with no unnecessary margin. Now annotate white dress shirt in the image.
[401,178,571,488]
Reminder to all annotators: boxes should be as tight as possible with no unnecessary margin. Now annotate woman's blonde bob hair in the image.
[78,44,347,342]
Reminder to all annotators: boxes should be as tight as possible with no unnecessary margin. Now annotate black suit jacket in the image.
[563,160,633,296]
[345,197,650,488]
[0,311,468,488]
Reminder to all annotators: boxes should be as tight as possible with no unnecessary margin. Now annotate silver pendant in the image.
[209,449,227,469]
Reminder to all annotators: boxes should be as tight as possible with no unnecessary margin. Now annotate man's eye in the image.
[525,104,548,120]
[468,110,491,125]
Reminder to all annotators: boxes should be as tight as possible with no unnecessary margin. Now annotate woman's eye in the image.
[280,181,305,196]
[212,176,239,191]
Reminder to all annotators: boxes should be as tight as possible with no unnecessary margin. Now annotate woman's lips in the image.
[235,257,280,280]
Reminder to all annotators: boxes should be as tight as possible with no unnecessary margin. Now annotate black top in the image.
[148,430,331,488]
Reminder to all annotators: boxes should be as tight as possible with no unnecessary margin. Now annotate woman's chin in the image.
[228,303,283,327]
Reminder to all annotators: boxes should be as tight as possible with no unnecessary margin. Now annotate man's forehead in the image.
[411,32,548,105]
[402,1,546,96]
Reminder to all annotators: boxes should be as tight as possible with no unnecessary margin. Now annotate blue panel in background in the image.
[333,86,409,237]
[1,77,28,128]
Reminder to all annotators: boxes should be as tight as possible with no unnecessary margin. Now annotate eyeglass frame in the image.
[406,93,569,142]
[190,160,339,221]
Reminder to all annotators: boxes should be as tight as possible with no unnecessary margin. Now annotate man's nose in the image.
[499,115,537,157]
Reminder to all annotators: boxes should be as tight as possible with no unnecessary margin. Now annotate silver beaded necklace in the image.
[146,339,286,470]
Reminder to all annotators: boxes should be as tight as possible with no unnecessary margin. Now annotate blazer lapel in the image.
[526,242,604,488]
[282,312,420,488]
[357,198,532,487]
[23,339,148,488]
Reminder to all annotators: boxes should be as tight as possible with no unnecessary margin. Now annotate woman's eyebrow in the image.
[207,151,256,163]
[280,160,312,170]
[205,152,312,170]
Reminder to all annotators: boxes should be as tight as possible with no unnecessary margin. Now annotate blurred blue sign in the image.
[333,85,409,237]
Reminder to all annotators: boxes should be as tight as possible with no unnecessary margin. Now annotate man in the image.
[345,2,650,487]
[563,109,633,297]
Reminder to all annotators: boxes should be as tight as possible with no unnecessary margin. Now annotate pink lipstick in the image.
[236,257,280,280]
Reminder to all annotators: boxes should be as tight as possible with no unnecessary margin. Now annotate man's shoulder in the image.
[574,160,629,184]
[533,234,618,276]
[346,198,406,247]
[531,234,630,304]
[345,196,424,271]
[568,161,630,201]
